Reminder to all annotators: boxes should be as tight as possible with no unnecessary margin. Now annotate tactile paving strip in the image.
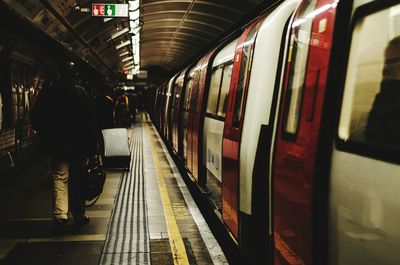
[99,124,150,265]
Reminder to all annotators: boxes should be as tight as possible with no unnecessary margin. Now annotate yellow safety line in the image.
[146,124,190,265]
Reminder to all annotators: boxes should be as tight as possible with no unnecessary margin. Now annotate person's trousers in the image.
[52,158,86,220]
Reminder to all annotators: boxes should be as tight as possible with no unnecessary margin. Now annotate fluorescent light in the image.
[122,56,133,62]
[119,51,129,57]
[110,28,129,40]
[116,40,131,49]
[124,61,134,67]
[129,1,139,11]
[129,10,139,20]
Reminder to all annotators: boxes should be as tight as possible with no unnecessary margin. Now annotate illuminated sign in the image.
[92,3,129,17]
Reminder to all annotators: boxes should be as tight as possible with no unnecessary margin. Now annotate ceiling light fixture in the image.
[119,51,130,57]
[110,28,129,40]
[124,61,134,67]
[122,56,133,62]
[116,40,131,49]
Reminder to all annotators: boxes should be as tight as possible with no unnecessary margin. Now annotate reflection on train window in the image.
[173,77,184,109]
[207,67,223,115]
[338,4,400,150]
[217,63,233,118]
[283,0,317,135]
[171,85,177,109]
[192,75,200,112]
[183,78,193,111]
[233,26,258,128]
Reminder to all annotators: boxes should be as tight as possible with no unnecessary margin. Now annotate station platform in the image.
[0,113,227,265]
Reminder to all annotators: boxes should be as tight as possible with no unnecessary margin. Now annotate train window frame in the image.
[232,26,258,128]
[191,74,201,112]
[206,65,224,116]
[217,62,234,119]
[205,60,234,121]
[171,82,179,110]
[182,77,194,112]
[281,0,318,141]
[336,1,400,164]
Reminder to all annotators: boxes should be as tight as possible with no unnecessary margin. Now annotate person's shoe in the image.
[53,219,67,234]
[74,216,90,227]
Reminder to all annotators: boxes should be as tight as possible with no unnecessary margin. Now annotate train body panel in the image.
[203,38,238,211]
[153,87,160,127]
[183,68,196,164]
[222,19,260,240]
[159,84,167,135]
[163,76,176,141]
[273,0,338,264]
[171,69,188,156]
[186,57,205,181]
[239,0,301,217]
[329,1,400,264]
[186,51,216,183]
[203,118,225,208]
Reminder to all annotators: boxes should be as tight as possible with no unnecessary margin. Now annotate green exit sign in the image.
[92,3,128,17]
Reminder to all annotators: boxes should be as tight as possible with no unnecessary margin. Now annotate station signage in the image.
[92,3,129,17]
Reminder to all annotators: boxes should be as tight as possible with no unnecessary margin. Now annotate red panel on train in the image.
[273,0,338,264]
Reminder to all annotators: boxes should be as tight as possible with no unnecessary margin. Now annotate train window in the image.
[283,0,318,135]
[183,78,193,111]
[172,82,181,109]
[207,67,223,115]
[233,26,258,128]
[339,4,400,151]
[192,75,200,112]
[217,63,233,118]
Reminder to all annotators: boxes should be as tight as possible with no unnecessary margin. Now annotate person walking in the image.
[31,62,99,232]
[95,84,114,130]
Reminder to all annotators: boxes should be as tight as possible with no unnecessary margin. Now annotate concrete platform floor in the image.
[0,114,227,265]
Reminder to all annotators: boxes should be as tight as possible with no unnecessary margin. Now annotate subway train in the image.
[150,0,400,264]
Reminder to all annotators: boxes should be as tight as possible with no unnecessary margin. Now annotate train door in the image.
[186,51,215,183]
[222,20,260,239]
[164,77,176,140]
[272,0,338,264]
[183,68,196,165]
[153,87,161,127]
[236,0,302,262]
[158,86,165,130]
[203,38,237,211]
[165,74,178,143]
[171,72,184,154]
[330,2,400,264]
[186,61,203,177]
[171,69,188,156]
[160,84,167,134]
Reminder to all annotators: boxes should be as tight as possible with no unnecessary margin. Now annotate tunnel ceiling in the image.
[140,0,261,72]
[1,0,263,77]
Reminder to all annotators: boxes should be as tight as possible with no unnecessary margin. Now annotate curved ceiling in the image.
[1,0,265,78]
[141,0,260,71]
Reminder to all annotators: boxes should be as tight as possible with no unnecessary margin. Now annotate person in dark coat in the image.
[94,85,114,130]
[31,62,99,231]
[365,36,400,149]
